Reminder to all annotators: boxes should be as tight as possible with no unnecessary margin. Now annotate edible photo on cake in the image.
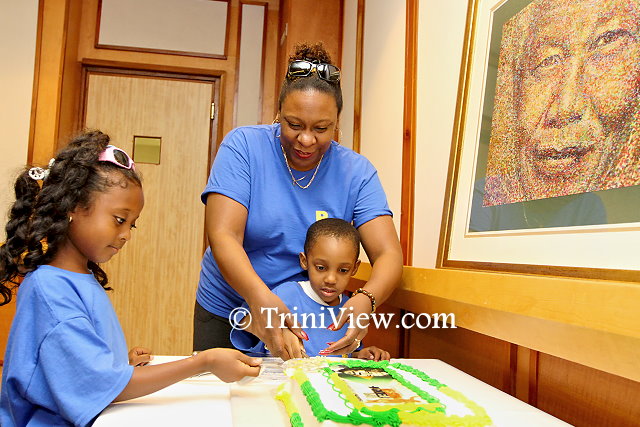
[332,365,423,405]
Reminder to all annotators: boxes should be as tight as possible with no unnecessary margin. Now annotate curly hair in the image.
[278,42,343,114]
[0,130,142,305]
[304,218,360,260]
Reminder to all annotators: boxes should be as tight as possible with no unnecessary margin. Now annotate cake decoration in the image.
[277,358,492,426]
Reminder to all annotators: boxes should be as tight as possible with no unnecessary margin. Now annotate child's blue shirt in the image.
[0,265,133,427]
[230,280,360,357]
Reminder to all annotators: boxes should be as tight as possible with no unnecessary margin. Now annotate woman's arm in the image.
[356,215,404,303]
[205,193,306,359]
[321,215,403,355]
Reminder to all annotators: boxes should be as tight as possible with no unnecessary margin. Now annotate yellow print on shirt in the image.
[316,211,329,221]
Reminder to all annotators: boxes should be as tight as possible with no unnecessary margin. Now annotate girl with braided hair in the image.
[0,131,260,427]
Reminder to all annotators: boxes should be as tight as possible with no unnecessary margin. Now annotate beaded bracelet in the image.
[353,288,376,313]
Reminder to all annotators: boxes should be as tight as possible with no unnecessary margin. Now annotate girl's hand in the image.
[319,292,371,356]
[200,348,262,382]
[246,289,307,360]
[128,346,153,366]
[352,346,390,361]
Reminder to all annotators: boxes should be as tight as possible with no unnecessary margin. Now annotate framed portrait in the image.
[440,0,640,280]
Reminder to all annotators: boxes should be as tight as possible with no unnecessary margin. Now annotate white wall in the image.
[412,0,469,267]
[0,1,38,227]
[359,0,405,236]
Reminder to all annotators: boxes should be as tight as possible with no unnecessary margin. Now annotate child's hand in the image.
[352,346,390,361]
[128,346,153,366]
[282,328,307,359]
[200,348,262,382]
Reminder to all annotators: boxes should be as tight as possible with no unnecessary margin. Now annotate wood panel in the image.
[406,323,514,393]
[400,0,418,264]
[0,299,16,364]
[358,303,403,358]
[276,0,343,89]
[537,353,640,427]
[84,72,214,355]
[355,263,640,382]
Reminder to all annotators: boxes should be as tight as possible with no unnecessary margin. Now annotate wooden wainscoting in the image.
[358,302,404,358]
[351,264,640,426]
[405,324,514,394]
[536,353,640,427]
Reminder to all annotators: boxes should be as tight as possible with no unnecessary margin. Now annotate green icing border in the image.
[291,359,492,426]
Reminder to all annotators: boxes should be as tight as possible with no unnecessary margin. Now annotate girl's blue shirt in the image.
[0,265,133,427]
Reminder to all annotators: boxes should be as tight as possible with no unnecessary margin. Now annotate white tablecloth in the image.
[94,356,572,426]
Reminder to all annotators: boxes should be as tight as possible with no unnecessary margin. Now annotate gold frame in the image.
[437,0,640,282]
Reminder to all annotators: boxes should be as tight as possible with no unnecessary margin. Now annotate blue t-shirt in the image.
[197,124,391,317]
[0,265,133,427]
[230,281,359,357]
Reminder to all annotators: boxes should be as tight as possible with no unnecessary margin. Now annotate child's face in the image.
[60,172,144,271]
[299,235,360,306]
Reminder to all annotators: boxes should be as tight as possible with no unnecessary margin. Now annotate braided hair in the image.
[0,130,142,305]
[278,42,343,114]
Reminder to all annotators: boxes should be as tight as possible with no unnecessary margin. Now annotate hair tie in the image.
[28,158,55,181]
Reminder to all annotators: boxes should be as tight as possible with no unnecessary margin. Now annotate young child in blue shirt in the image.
[231,218,390,361]
[0,131,261,427]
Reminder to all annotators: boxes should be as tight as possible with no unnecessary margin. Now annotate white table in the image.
[94,356,572,426]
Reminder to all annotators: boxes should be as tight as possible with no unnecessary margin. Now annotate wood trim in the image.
[443,260,640,283]
[80,57,226,77]
[30,0,73,165]
[95,0,231,60]
[528,349,539,406]
[400,0,418,265]
[351,0,364,153]
[93,44,229,60]
[336,0,344,70]
[28,0,46,164]
[354,262,640,382]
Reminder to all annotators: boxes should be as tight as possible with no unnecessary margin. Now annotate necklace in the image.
[280,143,324,189]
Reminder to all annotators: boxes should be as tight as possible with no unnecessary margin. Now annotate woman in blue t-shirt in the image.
[194,43,403,360]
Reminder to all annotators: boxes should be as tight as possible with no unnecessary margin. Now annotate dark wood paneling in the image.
[361,303,403,358]
[406,324,513,393]
[537,353,640,427]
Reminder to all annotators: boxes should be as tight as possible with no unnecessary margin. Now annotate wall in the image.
[0,1,38,226]
[0,0,39,360]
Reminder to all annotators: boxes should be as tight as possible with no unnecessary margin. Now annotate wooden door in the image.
[84,71,216,355]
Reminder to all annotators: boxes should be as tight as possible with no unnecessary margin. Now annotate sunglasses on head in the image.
[286,60,341,83]
[98,145,135,170]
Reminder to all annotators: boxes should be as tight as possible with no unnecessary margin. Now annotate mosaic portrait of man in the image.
[483,0,640,207]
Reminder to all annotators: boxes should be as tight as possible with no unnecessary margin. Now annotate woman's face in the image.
[279,89,338,171]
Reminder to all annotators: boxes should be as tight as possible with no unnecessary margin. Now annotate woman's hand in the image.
[246,289,308,360]
[352,346,390,361]
[128,346,153,366]
[319,292,371,356]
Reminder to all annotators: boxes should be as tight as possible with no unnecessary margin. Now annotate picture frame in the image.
[438,0,640,281]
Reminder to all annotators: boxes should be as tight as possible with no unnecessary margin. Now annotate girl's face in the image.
[53,172,144,273]
[279,89,339,171]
